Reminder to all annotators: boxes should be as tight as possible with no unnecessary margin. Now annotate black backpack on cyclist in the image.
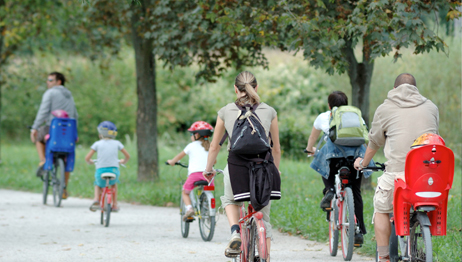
[220,103,271,155]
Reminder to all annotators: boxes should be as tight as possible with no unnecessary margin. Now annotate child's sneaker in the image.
[112,206,120,212]
[182,208,195,221]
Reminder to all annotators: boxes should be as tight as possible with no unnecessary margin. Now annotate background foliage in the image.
[1,37,460,158]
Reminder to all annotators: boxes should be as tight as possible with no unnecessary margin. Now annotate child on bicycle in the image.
[85,121,130,212]
[167,121,214,221]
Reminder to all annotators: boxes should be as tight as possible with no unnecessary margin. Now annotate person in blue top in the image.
[305,91,373,245]
[85,121,130,212]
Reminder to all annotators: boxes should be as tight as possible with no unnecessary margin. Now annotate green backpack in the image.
[328,105,369,146]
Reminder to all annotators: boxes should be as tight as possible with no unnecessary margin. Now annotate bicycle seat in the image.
[194,180,209,186]
[101,173,117,180]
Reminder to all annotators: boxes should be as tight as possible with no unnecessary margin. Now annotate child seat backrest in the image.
[329,106,369,146]
[404,144,454,193]
[48,117,78,153]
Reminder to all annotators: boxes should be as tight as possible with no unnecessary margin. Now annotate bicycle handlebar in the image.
[362,162,385,172]
[165,161,188,168]
[92,159,126,168]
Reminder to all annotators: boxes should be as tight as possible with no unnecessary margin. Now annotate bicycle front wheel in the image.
[409,214,432,262]
[199,194,215,241]
[329,199,339,256]
[180,194,190,238]
[103,193,111,227]
[42,171,50,205]
[341,187,355,261]
[52,159,65,207]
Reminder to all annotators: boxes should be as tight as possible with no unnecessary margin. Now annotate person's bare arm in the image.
[120,148,130,164]
[306,126,322,155]
[354,146,378,170]
[203,116,225,182]
[167,151,186,166]
[269,116,281,169]
[85,149,96,165]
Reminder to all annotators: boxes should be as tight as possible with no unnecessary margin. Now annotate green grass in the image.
[1,141,460,261]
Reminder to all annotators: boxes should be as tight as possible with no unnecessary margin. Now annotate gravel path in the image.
[0,189,373,261]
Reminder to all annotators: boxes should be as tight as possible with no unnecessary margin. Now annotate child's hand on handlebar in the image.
[166,159,176,166]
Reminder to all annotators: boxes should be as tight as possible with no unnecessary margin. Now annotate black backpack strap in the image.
[219,131,228,146]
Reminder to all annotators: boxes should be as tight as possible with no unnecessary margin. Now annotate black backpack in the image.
[220,103,271,155]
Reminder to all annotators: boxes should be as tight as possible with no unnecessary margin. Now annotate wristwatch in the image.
[359,159,367,169]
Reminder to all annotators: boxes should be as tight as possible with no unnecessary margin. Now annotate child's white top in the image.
[91,139,124,169]
[183,141,208,175]
[313,111,331,134]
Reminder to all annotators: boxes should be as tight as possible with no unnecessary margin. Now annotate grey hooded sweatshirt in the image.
[32,85,78,130]
[368,84,439,172]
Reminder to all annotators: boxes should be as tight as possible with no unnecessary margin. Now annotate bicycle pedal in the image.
[324,207,332,211]
[224,249,240,258]
[185,217,195,222]
[354,244,362,247]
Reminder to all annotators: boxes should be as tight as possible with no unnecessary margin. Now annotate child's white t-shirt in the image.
[91,139,124,169]
[313,111,331,134]
[183,141,208,175]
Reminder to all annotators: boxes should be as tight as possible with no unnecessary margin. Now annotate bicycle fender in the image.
[416,212,431,227]
[202,191,216,216]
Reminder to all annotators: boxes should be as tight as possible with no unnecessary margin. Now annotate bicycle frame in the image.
[100,179,113,211]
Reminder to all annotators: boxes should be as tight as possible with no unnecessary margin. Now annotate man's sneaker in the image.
[354,233,364,246]
[320,190,335,209]
[378,255,390,262]
[62,189,68,200]
[224,231,241,257]
[36,164,46,179]
[182,208,195,221]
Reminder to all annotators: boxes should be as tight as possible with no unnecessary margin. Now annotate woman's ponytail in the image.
[235,71,260,106]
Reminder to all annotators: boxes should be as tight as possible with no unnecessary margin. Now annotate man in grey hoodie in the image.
[353,73,439,262]
[30,72,78,199]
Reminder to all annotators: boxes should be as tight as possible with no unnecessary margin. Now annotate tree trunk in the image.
[342,39,375,190]
[131,0,158,181]
[0,0,5,164]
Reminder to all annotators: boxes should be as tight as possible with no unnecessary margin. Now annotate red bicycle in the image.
[365,144,454,262]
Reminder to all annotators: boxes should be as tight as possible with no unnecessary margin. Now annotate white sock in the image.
[185,205,192,210]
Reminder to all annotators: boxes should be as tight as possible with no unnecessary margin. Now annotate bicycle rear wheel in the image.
[52,158,65,207]
[42,171,50,205]
[341,187,355,261]
[329,199,339,256]
[247,219,257,262]
[409,214,432,262]
[180,194,190,238]
[199,194,215,241]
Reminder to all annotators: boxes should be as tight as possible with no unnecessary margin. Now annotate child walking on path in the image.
[85,121,130,212]
[167,121,214,221]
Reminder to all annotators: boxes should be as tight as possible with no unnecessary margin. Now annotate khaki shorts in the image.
[220,165,273,238]
[36,125,50,144]
[372,171,404,223]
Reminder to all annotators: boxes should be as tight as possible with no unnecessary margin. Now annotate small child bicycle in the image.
[167,161,217,241]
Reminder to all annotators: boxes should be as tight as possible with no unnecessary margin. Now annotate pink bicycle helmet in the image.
[51,109,69,118]
[188,121,214,137]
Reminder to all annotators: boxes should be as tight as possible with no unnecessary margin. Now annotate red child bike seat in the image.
[393,144,454,236]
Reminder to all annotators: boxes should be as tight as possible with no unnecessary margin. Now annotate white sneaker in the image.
[224,231,241,257]
[182,208,195,221]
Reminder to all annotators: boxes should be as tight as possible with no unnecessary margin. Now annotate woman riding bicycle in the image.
[202,71,281,259]
[306,91,373,245]
[167,121,215,221]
